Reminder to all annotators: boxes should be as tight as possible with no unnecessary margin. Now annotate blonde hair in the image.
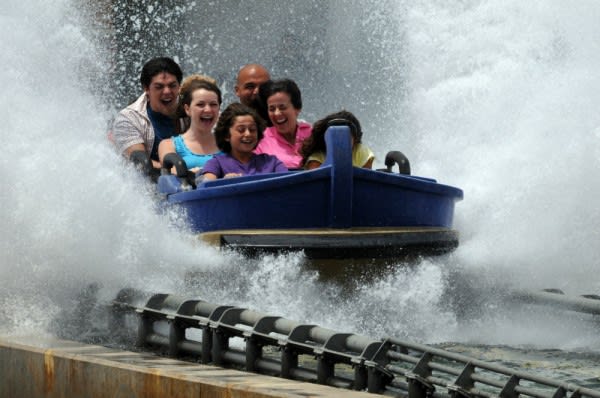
[180,74,218,94]
[177,74,221,120]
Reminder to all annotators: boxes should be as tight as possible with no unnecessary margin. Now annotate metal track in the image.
[111,289,599,398]
[513,288,600,315]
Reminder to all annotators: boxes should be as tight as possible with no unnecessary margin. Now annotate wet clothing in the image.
[254,121,312,169]
[172,135,222,169]
[306,143,375,168]
[202,153,287,179]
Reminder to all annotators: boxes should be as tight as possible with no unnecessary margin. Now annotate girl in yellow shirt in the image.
[301,110,374,169]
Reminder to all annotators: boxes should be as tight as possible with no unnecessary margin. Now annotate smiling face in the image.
[144,72,180,116]
[267,91,300,140]
[185,88,220,133]
[235,65,270,107]
[226,115,259,160]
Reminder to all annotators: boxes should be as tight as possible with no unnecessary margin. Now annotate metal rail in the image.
[513,289,600,315]
[111,289,600,398]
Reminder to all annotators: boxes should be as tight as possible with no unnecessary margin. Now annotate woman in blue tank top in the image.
[158,75,223,172]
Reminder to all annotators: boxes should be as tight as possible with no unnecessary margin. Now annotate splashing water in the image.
[0,0,226,335]
[2,0,600,368]
[395,0,600,350]
[403,1,600,289]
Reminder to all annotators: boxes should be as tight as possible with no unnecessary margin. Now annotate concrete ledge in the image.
[0,335,375,397]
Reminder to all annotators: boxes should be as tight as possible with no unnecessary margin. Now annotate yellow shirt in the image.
[306,143,374,168]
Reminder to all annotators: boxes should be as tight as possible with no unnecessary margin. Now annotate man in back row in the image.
[112,57,183,169]
[234,63,270,123]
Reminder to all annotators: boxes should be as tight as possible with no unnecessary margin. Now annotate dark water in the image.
[1,0,600,389]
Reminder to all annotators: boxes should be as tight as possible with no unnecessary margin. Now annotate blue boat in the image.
[157,125,464,259]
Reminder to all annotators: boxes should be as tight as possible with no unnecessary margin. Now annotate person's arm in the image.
[158,138,175,164]
[157,138,177,172]
[124,143,146,157]
[201,157,222,180]
[305,160,321,170]
[123,144,161,169]
[304,151,325,169]
[362,157,374,169]
[272,156,288,173]
[124,143,157,167]
[113,111,161,168]
[355,144,375,170]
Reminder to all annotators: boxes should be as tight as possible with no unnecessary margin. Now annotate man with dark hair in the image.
[112,57,183,169]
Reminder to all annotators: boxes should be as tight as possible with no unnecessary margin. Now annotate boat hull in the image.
[200,227,459,259]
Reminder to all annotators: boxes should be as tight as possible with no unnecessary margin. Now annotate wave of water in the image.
[0,0,226,334]
[1,0,600,366]
[403,1,600,286]
[395,0,600,351]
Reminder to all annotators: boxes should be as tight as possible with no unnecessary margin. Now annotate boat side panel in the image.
[352,176,458,228]
[353,167,464,199]
[175,178,331,232]
[168,167,330,202]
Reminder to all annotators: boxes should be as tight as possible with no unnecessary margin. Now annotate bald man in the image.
[234,63,271,109]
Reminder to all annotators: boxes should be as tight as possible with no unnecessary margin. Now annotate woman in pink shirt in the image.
[254,79,312,169]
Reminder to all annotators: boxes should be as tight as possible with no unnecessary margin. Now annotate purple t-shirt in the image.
[202,153,287,178]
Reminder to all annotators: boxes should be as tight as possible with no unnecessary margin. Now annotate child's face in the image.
[227,115,259,154]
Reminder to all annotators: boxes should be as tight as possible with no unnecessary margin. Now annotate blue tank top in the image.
[173,135,222,169]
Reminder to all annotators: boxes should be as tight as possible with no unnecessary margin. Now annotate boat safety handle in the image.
[162,152,189,178]
[129,150,151,175]
[384,151,411,175]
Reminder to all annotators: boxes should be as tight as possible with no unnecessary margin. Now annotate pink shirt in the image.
[255,121,312,169]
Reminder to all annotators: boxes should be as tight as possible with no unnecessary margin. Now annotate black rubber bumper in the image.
[201,227,459,259]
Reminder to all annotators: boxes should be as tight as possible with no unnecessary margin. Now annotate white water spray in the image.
[392,1,600,348]
[0,0,226,335]
[398,2,600,289]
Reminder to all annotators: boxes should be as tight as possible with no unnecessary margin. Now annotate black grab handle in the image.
[162,152,189,178]
[129,150,151,175]
[384,151,411,175]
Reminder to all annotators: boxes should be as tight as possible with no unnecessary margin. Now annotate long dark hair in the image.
[301,110,363,162]
[259,78,303,110]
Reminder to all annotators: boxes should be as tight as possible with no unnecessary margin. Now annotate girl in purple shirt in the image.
[202,103,287,180]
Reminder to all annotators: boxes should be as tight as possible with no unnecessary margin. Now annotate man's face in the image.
[144,72,180,116]
[235,67,270,107]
